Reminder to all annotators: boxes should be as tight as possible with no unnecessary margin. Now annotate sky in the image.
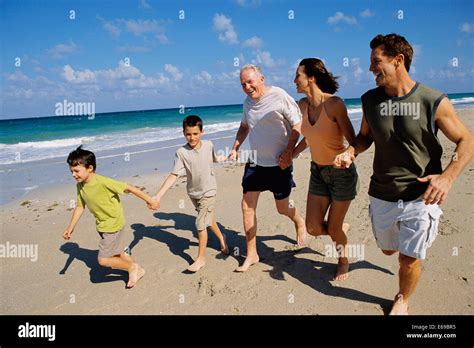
[1,0,473,119]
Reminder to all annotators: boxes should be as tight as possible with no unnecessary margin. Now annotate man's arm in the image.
[417,98,474,205]
[334,112,373,168]
[331,97,356,145]
[279,121,302,169]
[125,184,159,209]
[63,205,85,240]
[292,137,308,158]
[229,122,250,161]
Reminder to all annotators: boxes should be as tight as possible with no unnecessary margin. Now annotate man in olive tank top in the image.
[334,33,474,315]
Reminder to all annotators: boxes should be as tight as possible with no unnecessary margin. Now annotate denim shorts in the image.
[308,161,358,201]
[242,163,296,200]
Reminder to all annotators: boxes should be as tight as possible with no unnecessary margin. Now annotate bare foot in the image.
[389,294,409,315]
[334,259,349,281]
[342,222,350,234]
[127,264,145,288]
[235,254,259,272]
[187,258,206,272]
[220,236,230,255]
[295,217,307,247]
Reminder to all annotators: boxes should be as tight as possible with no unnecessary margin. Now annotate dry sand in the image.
[0,107,472,315]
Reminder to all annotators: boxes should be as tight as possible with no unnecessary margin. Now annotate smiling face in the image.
[69,164,94,183]
[240,68,266,100]
[184,125,203,149]
[369,45,398,87]
[294,65,312,94]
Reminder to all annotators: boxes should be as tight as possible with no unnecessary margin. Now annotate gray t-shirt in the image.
[242,86,302,166]
[172,140,218,199]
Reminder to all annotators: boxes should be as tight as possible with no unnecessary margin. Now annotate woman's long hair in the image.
[298,58,339,94]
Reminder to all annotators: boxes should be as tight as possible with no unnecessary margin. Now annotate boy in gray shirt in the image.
[153,115,229,272]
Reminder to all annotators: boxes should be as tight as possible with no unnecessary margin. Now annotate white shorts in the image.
[368,195,442,260]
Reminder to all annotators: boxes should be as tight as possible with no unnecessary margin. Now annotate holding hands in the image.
[147,196,160,210]
[333,149,355,169]
[278,149,293,170]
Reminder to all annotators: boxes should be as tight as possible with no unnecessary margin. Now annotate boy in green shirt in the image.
[63,146,158,288]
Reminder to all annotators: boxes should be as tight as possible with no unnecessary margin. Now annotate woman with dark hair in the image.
[292,58,358,281]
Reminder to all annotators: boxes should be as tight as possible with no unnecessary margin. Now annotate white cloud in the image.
[251,50,285,69]
[164,64,183,81]
[97,16,121,37]
[359,9,375,18]
[104,21,121,37]
[194,71,213,84]
[243,36,263,48]
[235,0,261,7]
[46,41,78,59]
[351,58,363,81]
[62,65,96,84]
[213,14,239,44]
[117,45,151,52]
[460,22,474,33]
[139,0,152,10]
[123,19,169,43]
[327,12,357,25]
[99,17,170,44]
[7,71,29,82]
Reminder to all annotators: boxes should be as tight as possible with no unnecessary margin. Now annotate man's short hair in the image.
[67,145,96,171]
[240,64,263,77]
[370,33,414,72]
[183,115,203,131]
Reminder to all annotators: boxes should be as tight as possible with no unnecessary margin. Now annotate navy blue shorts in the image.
[242,163,296,200]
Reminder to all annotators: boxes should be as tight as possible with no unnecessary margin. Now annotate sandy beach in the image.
[0,107,472,315]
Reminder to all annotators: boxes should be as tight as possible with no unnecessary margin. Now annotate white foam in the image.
[0,121,241,165]
[451,97,474,105]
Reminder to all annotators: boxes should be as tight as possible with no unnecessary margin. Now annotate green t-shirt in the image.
[76,174,128,232]
[361,82,445,202]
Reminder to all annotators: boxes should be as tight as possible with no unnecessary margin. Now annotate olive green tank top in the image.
[361,82,446,202]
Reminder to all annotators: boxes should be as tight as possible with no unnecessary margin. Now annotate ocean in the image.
[0,93,473,205]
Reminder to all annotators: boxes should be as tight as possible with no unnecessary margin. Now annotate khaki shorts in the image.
[190,196,216,231]
[97,229,128,258]
[369,195,442,260]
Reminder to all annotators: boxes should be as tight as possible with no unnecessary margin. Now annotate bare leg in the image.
[275,197,307,246]
[187,229,207,272]
[209,217,229,254]
[305,193,331,237]
[389,253,422,315]
[235,191,260,272]
[98,252,145,288]
[327,200,352,281]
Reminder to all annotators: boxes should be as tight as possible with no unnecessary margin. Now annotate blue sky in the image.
[1,0,473,119]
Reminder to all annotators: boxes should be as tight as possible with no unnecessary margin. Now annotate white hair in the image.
[240,64,264,77]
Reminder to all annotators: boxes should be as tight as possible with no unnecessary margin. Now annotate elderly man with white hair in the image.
[230,64,307,272]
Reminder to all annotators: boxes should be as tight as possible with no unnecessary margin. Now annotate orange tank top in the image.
[301,100,346,165]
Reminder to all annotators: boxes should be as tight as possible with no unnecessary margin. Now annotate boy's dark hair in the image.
[67,145,96,171]
[182,115,203,131]
[370,33,414,72]
[298,58,339,94]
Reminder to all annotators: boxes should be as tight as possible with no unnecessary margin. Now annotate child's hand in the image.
[147,197,160,210]
[63,228,73,240]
